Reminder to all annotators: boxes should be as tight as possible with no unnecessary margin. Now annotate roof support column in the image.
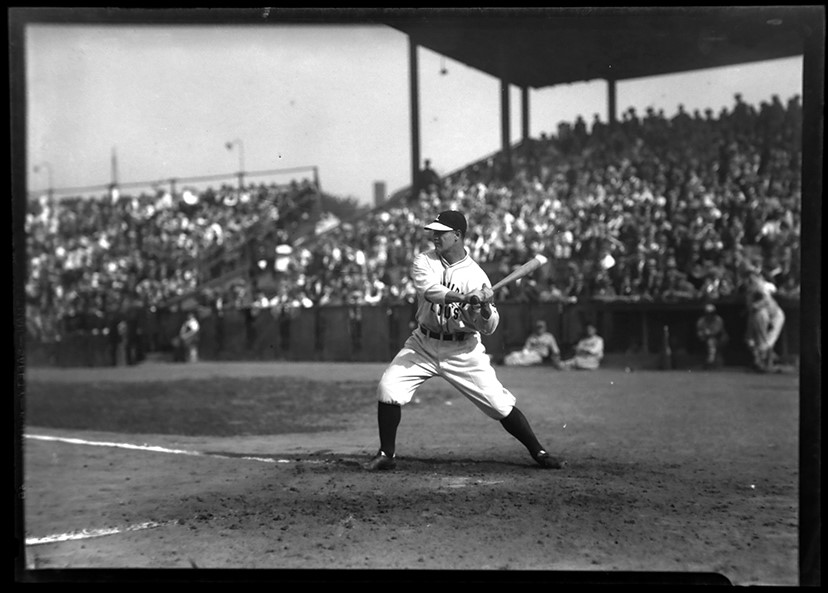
[521,86,530,142]
[607,78,617,129]
[500,78,511,178]
[799,9,824,587]
[409,37,421,196]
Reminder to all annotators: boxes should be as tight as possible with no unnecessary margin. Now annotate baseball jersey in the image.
[411,248,499,336]
[696,314,725,338]
[746,273,785,328]
[524,332,560,358]
[180,318,200,343]
[575,335,604,359]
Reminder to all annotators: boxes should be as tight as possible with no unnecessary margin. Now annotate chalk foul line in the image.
[22,433,303,548]
[23,433,294,463]
[26,520,178,546]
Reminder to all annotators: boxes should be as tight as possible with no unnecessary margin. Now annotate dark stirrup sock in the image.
[377,401,402,458]
[499,406,544,457]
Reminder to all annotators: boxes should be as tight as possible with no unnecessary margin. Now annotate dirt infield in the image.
[18,361,799,585]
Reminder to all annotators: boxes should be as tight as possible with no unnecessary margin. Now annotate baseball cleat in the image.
[533,450,566,469]
[364,450,397,471]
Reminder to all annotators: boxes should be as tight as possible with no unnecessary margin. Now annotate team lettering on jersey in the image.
[430,280,464,320]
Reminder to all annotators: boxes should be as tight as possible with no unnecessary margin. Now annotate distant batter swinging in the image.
[364,210,566,471]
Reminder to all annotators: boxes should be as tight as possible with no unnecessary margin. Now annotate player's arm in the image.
[452,283,493,306]
[462,303,497,334]
[411,255,448,304]
[446,291,474,305]
[592,337,605,358]
[479,302,493,320]
[545,333,560,356]
[576,338,596,355]
[411,254,477,306]
[462,281,498,334]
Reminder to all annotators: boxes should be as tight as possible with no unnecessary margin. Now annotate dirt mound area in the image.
[20,363,800,585]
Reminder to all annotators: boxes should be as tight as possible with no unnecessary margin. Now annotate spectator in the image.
[696,303,728,368]
[538,276,575,303]
[559,323,605,370]
[775,274,800,299]
[503,319,562,368]
[25,91,802,354]
[590,270,617,300]
[416,159,442,200]
[661,268,700,301]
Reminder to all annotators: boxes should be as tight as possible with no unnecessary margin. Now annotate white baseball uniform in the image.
[377,247,516,419]
[745,273,786,352]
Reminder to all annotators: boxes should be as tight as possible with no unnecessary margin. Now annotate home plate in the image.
[441,477,504,488]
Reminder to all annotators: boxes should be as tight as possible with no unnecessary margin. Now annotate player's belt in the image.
[419,324,469,342]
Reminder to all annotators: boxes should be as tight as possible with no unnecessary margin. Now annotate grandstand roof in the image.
[387,7,808,89]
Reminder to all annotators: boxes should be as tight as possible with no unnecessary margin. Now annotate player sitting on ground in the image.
[559,323,604,370]
[503,319,562,368]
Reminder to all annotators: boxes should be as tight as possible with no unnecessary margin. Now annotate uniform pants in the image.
[747,306,785,352]
[378,330,516,420]
[504,349,544,366]
[560,354,601,370]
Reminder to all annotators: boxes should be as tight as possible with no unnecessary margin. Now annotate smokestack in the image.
[373,181,386,207]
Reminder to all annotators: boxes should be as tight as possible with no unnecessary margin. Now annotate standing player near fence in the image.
[744,272,786,373]
[364,210,566,471]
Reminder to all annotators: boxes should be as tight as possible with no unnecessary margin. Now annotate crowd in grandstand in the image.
[25,178,318,342]
[25,92,802,343]
[249,92,802,316]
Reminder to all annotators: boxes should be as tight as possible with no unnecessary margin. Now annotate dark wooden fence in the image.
[25,298,799,369]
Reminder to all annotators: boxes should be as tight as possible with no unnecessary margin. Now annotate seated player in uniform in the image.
[503,319,562,368]
[559,323,604,370]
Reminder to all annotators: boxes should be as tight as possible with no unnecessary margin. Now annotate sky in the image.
[24,16,804,206]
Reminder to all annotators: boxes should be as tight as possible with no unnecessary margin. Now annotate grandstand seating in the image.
[25,93,801,356]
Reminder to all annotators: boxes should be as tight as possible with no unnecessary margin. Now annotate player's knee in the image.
[378,392,402,405]
[377,382,408,406]
[492,404,514,421]
[486,396,516,420]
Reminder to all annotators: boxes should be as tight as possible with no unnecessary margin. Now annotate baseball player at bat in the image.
[364,210,566,471]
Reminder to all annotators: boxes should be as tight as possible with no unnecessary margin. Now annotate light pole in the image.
[225,139,245,190]
[33,161,53,200]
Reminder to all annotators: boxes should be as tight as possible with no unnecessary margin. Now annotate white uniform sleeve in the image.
[456,265,499,335]
[411,253,450,305]
[594,337,605,359]
[459,304,499,335]
[543,333,560,355]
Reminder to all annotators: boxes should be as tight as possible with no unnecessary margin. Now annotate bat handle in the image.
[469,296,480,306]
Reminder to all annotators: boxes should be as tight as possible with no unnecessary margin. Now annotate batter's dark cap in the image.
[424,210,467,234]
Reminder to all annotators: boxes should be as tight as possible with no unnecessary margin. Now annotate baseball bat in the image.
[469,254,549,304]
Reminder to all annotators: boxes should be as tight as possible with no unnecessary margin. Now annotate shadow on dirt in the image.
[23,377,379,436]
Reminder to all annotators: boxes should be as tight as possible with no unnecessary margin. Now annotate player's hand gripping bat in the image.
[468,253,549,305]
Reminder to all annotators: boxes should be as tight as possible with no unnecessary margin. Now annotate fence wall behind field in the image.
[25,299,800,369]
